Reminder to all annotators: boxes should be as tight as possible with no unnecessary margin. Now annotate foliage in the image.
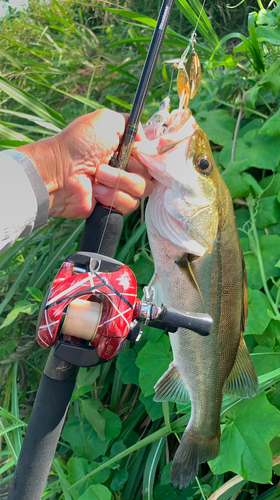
[0,0,280,499]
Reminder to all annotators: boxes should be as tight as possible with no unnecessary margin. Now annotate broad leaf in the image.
[240,235,280,290]
[0,300,38,329]
[252,346,280,376]
[219,133,280,171]
[255,196,280,228]
[222,160,257,199]
[110,468,128,491]
[259,108,280,136]
[210,393,280,483]
[78,484,111,500]
[245,290,272,336]
[136,336,172,396]
[256,26,280,45]
[196,110,235,146]
[81,400,106,441]
[259,173,280,197]
[62,408,121,461]
[116,349,140,386]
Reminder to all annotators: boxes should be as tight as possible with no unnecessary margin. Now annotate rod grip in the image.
[79,204,123,257]
[7,374,75,500]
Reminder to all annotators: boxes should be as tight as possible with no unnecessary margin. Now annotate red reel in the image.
[37,252,138,361]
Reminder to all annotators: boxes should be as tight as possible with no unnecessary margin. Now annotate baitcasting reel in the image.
[36,252,213,367]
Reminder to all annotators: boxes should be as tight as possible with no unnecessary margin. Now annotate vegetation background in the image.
[0,0,280,499]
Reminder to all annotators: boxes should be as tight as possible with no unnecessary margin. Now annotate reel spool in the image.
[61,299,102,342]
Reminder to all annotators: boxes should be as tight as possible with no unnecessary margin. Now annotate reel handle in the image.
[159,307,213,336]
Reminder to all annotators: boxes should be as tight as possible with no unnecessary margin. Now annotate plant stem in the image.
[196,476,206,500]
[231,91,246,161]
[247,194,279,316]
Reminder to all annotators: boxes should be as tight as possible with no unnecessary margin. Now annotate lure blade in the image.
[177,66,190,109]
[186,51,201,100]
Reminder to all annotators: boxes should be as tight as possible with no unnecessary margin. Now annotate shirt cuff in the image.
[4,149,50,230]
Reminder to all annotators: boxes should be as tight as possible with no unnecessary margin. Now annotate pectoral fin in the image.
[223,334,258,398]
[154,363,190,404]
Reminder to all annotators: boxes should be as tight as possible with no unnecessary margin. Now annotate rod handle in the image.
[79,204,123,257]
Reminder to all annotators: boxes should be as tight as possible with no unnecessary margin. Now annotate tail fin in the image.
[171,427,220,489]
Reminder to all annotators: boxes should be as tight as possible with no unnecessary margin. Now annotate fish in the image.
[133,98,258,488]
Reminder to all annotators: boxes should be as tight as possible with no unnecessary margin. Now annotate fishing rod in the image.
[7,1,177,499]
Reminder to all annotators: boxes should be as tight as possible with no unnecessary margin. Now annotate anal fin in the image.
[223,334,258,398]
[154,363,190,404]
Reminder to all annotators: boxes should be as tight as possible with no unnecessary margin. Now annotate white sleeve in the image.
[0,150,50,254]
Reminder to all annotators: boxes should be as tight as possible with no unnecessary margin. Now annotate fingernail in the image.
[92,183,109,196]
[97,164,119,183]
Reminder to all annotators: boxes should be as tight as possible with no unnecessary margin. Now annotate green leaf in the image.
[110,440,126,458]
[245,290,272,336]
[76,366,101,391]
[0,123,32,142]
[240,235,280,290]
[140,393,174,421]
[0,300,39,329]
[257,9,278,27]
[68,457,88,485]
[259,109,280,136]
[154,482,195,499]
[78,484,112,500]
[110,468,128,491]
[116,349,139,385]
[252,346,280,376]
[256,26,280,46]
[87,461,111,485]
[196,110,235,146]
[106,95,132,110]
[143,439,165,500]
[256,196,280,228]
[210,393,280,483]
[130,255,154,286]
[136,336,173,396]
[258,59,280,96]
[62,408,122,461]
[259,173,280,197]
[160,462,172,485]
[0,76,65,129]
[26,287,44,302]
[222,160,252,199]
[81,400,106,441]
[219,133,280,171]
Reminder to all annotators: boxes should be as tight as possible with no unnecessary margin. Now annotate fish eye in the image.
[195,155,213,176]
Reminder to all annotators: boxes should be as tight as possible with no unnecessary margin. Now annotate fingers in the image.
[92,163,154,216]
[94,164,153,199]
[92,185,140,216]
[127,156,152,180]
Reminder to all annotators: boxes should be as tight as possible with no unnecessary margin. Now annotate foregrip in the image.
[8,355,78,500]
[79,204,123,256]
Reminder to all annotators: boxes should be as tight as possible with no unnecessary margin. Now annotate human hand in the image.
[17,109,153,219]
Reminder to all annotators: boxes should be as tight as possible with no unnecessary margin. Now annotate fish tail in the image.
[171,426,220,489]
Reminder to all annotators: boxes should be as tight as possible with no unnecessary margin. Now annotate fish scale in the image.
[134,106,258,488]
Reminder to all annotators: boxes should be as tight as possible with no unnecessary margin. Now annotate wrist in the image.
[17,137,61,193]
[17,137,63,216]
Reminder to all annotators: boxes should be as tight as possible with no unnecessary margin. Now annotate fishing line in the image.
[96,169,122,255]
